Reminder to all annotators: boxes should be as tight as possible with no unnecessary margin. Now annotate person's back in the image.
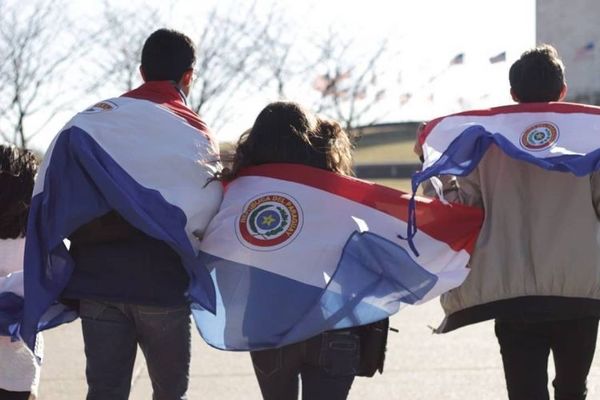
[23,28,222,400]
[65,211,190,306]
[439,145,600,322]
[420,44,600,400]
[214,101,388,400]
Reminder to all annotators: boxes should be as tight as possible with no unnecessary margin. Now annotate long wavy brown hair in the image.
[0,145,38,239]
[218,101,353,181]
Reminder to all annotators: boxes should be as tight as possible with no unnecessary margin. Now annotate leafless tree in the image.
[249,5,302,100]
[0,0,87,148]
[187,2,276,132]
[90,2,392,138]
[88,3,165,94]
[263,38,295,99]
[93,2,275,133]
[310,31,388,132]
[0,1,9,142]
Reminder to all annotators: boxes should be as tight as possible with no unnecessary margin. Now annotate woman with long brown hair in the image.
[217,101,387,400]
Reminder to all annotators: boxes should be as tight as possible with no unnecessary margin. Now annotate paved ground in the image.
[39,300,600,399]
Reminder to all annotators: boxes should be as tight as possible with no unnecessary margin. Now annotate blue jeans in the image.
[250,329,360,400]
[79,299,191,400]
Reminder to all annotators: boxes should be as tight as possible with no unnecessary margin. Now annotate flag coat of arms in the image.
[193,163,483,350]
[414,102,600,190]
[17,84,223,349]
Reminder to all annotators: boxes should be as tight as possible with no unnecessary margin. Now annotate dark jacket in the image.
[62,211,189,306]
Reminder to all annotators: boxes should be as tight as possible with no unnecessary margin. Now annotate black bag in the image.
[356,318,389,377]
[316,329,362,376]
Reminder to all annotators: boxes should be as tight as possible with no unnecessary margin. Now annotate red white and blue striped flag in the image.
[193,164,483,350]
[16,84,223,349]
[489,51,506,64]
[574,41,595,61]
[414,102,600,191]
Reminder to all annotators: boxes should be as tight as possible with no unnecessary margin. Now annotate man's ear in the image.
[180,69,193,87]
[510,88,520,102]
[177,69,194,96]
[558,83,568,101]
[139,66,147,82]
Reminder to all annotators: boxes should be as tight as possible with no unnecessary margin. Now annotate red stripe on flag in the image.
[237,163,483,253]
[122,81,215,144]
[419,102,600,144]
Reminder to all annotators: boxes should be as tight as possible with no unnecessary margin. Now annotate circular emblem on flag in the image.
[520,122,559,151]
[236,193,303,251]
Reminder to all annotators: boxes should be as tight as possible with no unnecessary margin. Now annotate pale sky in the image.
[28,0,536,149]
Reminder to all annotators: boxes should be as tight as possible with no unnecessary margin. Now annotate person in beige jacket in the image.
[415,45,600,400]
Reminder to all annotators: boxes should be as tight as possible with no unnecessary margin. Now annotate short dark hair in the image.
[0,145,38,239]
[218,102,353,181]
[141,28,196,82]
[509,44,565,103]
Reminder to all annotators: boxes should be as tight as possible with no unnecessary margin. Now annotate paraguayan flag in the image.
[414,102,600,190]
[17,83,223,349]
[193,163,483,350]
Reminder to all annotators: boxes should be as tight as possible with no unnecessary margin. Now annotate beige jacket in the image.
[425,145,600,332]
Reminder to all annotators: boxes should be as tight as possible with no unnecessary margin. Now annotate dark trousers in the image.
[79,299,191,400]
[0,389,30,400]
[495,317,599,400]
[250,329,360,400]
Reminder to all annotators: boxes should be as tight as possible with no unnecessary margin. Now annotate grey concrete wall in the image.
[354,163,420,179]
[353,122,421,147]
[537,0,600,103]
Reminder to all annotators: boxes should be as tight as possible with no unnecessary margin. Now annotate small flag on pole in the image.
[312,74,331,93]
[574,41,595,61]
[449,53,464,66]
[489,51,506,64]
[399,93,412,105]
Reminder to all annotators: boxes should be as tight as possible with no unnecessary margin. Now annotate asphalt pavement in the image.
[38,300,600,399]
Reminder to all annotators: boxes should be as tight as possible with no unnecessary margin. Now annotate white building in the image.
[537,0,600,103]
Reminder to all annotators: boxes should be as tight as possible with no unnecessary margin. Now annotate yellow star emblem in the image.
[261,214,276,227]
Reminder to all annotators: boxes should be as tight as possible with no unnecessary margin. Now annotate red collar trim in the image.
[122,82,215,144]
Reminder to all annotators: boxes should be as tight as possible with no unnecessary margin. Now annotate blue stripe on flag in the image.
[283,231,438,344]
[413,125,600,190]
[0,292,24,336]
[192,254,323,349]
[22,127,216,348]
[194,231,438,350]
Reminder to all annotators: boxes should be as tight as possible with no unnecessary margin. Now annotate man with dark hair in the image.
[28,28,222,400]
[141,29,196,83]
[509,44,567,103]
[415,44,600,399]
[65,28,208,400]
